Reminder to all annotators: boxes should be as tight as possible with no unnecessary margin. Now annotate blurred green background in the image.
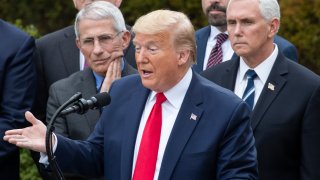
[1,0,319,179]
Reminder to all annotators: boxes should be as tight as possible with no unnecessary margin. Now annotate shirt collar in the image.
[209,26,228,41]
[239,44,278,84]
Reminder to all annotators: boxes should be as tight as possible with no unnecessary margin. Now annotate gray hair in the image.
[74,1,126,38]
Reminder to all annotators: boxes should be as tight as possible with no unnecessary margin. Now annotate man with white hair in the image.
[202,0,320,179]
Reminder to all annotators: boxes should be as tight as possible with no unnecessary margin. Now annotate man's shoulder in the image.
[50,69,86,89]
[195,26,210,37]
[37,25,75,45]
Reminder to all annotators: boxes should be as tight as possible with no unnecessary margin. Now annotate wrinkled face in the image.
[77,19,127,76]
[201,0,228,27]
[73,0,121,10]
[227,0,276,61]
[133,32,186,92]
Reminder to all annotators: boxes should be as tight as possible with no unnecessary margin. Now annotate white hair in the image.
[74,1,126,38]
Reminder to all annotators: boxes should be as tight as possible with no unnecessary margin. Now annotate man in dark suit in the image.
[193,0,298,73]
[0,19,37,180]
[32,0,136,123]
[202,0,320,179]
[4,7,258,180]
[45,2,136,179]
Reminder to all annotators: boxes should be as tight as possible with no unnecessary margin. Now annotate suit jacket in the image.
[53,72,258,179]
[201,52,320,180]
[32,25,136,123]
[47,63,137,140]
[0,19,37,180]
[193,25,298,73]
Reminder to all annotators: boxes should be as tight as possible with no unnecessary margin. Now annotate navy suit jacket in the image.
[201,52,320,180]
[194,25,298,73]
[0,19,36,180]
[54,72,258,179]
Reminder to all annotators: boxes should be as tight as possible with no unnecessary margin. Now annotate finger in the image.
[25,111,41,125]
[4,129,24,136]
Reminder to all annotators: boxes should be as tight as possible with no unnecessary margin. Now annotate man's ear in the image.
[121,31,131,50]
[269,18,280,38]
[177,49,190,66]
[115,0,123,7]
[76,38,81,49]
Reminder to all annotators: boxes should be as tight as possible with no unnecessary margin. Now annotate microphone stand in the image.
[45,92,82,180]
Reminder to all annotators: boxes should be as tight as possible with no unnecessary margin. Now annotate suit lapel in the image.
[120,84,150,180]
[77,69,101,132]
[251,53,288,130]
[59,26,79,75]
[194,26,211,73]
[158,73,204,180]
[220,57,239,91]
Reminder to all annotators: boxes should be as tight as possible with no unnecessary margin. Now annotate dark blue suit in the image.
[201,52,320,180]
[53,72,258,179]
[0,19,37,179]
[194,26,298,73]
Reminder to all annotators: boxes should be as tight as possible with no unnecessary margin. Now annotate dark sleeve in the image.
[301,84,320,179]
[0,35,37,177]
[217,101,258,180]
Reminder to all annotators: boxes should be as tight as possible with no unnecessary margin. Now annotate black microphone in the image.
[60,92,111,116]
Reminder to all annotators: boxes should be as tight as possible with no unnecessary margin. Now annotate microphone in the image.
[60,92,111,116]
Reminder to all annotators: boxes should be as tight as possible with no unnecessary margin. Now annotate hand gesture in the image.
[3,111,47,153]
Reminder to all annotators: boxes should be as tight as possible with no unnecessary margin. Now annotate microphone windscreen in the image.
[93,92,111,108]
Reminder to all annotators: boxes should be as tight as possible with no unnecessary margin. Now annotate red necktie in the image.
[206,33,228,69]
[133,93,167,180]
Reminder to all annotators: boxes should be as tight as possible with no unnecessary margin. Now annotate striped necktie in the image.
[242,69,257,110]
[206,33,228,69]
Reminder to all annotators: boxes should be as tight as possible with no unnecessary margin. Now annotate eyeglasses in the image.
[79,31,123,51]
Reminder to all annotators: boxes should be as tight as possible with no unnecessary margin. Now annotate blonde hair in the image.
[132,10,196,64]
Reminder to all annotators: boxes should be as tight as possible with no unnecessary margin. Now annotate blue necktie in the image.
[242,69,257,110]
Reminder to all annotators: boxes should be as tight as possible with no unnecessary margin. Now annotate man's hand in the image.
[100,51,123,92]
[3,111,47,153]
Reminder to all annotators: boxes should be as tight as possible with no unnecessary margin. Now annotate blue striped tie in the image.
[242,69,257,110]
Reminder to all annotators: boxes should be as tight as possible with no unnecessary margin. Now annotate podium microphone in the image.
[60,92,111,116]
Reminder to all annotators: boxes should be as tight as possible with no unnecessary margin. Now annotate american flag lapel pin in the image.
[268,83,275,91]
[190,113,197,121]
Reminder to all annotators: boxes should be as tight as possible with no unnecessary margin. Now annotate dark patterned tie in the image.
[133,93,167,180]
[206,33,229,69]
[242,69,257,110]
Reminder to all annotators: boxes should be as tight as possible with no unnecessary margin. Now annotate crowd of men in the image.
[1,0,319,180]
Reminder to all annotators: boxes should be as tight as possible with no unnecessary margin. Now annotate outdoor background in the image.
[1,0,319,179]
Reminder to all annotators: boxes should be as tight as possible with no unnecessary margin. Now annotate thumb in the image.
[25,111,40,125]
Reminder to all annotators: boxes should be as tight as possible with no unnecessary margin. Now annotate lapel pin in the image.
[190,113,197,121]
[268,83,275,91]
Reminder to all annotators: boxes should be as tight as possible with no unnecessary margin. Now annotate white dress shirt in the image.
[202,26,234,70]
[234,44,279,109]
[132,68,192,180]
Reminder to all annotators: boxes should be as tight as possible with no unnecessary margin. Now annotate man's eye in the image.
[99,36,112,43]
[83,39,93,44]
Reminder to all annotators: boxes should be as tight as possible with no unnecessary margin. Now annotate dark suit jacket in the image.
[47,63,136,140]
[201,52,320,180]
[193,25,299,73]
[52,72,258,179]
[32,25,136,123]
[0,19,37,180]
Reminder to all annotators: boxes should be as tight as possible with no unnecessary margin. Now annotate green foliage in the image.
[279,0,320,74]
[20,149,41,180]
[13,19,40,38]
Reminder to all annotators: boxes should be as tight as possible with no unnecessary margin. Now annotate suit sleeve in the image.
[0,35,37,176]
[301,84,320,179]
[217,101,258,180]
[46,85,69,137]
